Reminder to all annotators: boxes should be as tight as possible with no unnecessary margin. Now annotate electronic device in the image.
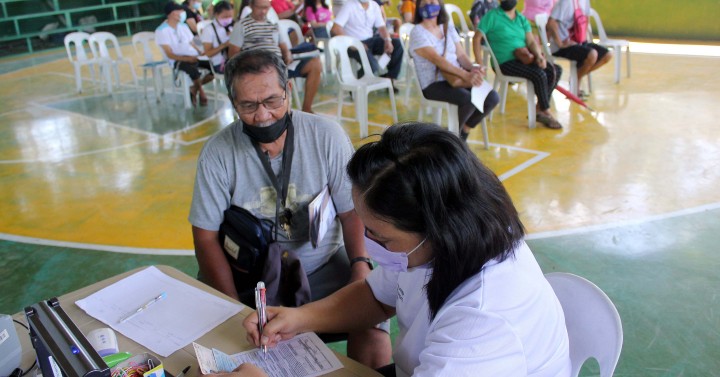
[25,298,110,377]
[0,314,22,376]
[86,328,119,357]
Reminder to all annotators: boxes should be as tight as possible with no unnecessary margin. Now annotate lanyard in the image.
[250,118,295,239]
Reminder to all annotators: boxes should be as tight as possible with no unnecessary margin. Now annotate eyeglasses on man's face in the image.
[236,91,287,114]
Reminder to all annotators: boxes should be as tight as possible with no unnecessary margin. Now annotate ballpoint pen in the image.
[255,281,267,360]
[119,292,167,324]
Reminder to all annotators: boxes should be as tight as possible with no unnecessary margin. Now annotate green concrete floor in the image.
[3,207,719,376]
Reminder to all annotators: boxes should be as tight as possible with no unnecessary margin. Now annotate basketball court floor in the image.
[1,39,719,376]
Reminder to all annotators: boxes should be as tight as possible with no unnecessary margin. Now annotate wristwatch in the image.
[350,256,374,270]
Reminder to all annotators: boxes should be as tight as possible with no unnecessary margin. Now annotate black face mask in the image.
[500,0,517,11]
[243,112,290,144]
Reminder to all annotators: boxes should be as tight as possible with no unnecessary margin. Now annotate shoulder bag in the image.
[569,0,588,43]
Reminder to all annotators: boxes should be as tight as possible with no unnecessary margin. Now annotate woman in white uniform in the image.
[235,122,572,377]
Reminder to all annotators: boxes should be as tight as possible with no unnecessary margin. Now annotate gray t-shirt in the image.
[549,0,590,52]
[189,111,355,274]
[409,23,462,90]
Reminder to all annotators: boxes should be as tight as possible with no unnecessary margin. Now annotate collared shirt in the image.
[155,21,199,64]
[333,0,385,41]
[200,19,233,66]
[478,8,531,65]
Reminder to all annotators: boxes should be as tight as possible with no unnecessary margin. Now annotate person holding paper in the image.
[331,0,404,90]
[243,122,572,376]
[227,0,322,113]
[409,0,499,141]
[189,49,391,369]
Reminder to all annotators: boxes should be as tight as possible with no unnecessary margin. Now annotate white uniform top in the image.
[155,21,198,64]
[200,19,232,66]
[333,0,385,41]
[366,241,572,377]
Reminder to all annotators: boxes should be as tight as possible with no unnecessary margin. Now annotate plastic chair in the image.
[444,4,473,57]
[278,20,319,110]
[398,22,415,106]
[545,272,623,377]
[132,32,170,100]
[89,31,138,89]
[534,13,589,97]
[63,32,112,93]
[588,8,630,84]
[479,31,536,128]
[328,36,398,138]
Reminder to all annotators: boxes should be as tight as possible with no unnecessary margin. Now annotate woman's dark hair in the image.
[347,122,525,320]
[413,0,448,25]
[213,0,233,15]
[304,0,328,14]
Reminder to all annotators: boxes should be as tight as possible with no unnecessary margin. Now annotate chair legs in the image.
[526,81,536,129]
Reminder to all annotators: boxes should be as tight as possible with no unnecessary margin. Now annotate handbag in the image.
[219,205,275,273]
[513,47,535,65]
[569,0,588,44]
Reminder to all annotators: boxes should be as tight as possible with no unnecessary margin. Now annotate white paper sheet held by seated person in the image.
[193,332,342,377]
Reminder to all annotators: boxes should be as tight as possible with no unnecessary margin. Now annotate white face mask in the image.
[364,235,427,272]
[358,0,370,3]
[179,11,188,23]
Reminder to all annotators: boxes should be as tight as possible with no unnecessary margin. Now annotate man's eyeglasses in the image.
[236,91,287,114]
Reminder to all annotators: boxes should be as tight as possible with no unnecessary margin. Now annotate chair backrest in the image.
[132,31,160,64]
[278,19,304,47]
[444,3,470,35]
[588,8,608,43]
[328,35,372,85]
[64,31,96,63]
[534,13,557,63]
[398,22,414,48]
[196,19,213,36]
[476,31,504,76]
[545,272,623,377]
[89,31,123,60]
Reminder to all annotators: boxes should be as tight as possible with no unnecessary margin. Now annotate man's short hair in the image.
[224,49,289,104]
[164,1,184,16]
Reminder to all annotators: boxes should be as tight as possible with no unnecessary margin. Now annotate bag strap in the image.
[249,117,295,240]
[434,22,450,82]
[210,22,228,59]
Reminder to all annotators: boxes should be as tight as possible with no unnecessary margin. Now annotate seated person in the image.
[469,0,498,29]
[189,49,391,368]
[237,122,572,377]
[398,0,415,23]
[228,0,322,113]
[200,0,234,73]
[156,1,214,107]
[547,0,611,96]
[304,0,333,39]
[331,0,404,88]
[474,0,564,129]
[240,0,281,22]
[182,0,205,35]
[271,0,304,44]
[410,0,500,140]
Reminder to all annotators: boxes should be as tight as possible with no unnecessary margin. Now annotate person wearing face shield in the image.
[156,1,215,106]
[474,0,565,129]
[234,122,571,377]
[189,49,392,371]
[200,0,234,73]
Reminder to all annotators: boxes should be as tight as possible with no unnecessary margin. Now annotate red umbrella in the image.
[555,85,594,111]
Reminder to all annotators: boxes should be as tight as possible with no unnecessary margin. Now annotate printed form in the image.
[193,332,342,377]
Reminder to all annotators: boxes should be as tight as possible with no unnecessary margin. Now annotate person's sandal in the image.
[536,113,562,129]
[189,88,198,107]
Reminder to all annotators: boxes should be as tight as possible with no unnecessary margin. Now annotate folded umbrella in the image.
[555,85,594,111]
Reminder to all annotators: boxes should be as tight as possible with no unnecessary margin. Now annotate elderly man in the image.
[547,0,611,97]
[331,0,403,88]
[228,0,322,113]
[189,49,391,368]
[156,1,214,106]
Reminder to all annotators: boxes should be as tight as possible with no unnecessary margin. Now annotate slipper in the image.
[536,113,562,129]
[189,89,198,107]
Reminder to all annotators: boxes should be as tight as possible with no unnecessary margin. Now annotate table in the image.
[14,265,380,377]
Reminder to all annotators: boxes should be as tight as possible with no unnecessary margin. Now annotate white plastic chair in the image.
[89,31,138,89]
[278,19,319,110]
[132,32,169,100]
[545,272,623,377]
[63,32,112,93]
[444,4,473,57]
[588,8,630,84]
[535,13,588,97]
[398,22,415,106]
[328,36,398,138]
[479,31,536,128]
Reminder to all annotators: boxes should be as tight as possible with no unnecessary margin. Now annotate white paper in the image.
[308,185,336,248]
[193,332,342,377]
[471,80,494,113]
[287,60,301,71]
[377,53,391,70]
[76,266,243,357]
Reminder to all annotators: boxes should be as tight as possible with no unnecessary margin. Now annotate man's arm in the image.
[192,226,240,300]
[330,22,345,36]
[526,31,547,69]
[159,44,198,63]
[337,210,372,282]
[377,26,394,54]
[278,42,293,64]
[547,17,573,48]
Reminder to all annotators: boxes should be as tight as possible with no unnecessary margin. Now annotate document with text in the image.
[193,332,342,377]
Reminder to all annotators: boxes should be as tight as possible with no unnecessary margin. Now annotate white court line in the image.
[526,202,720,240]
[0,233,193,256]
[0,139,150,164]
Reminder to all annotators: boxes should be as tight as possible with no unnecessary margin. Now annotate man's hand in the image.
[384,38,394,54]
[561,38,577,48]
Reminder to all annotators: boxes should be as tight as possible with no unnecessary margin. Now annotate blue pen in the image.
[119,292,167,323]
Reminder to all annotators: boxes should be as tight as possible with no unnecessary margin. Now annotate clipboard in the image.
[308,185,336,248]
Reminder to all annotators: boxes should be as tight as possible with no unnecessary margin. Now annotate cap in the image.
[164,1,184,15]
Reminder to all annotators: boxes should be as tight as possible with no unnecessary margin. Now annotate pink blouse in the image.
[305,5,332,23]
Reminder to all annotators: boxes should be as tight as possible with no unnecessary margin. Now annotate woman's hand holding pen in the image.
[243,306,303,349]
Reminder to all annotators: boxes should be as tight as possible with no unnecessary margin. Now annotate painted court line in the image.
[0,139,150,164]
[0,233,193,256]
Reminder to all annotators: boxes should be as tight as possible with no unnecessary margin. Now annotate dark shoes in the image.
[460,129,470,141]
[536,113,562,129]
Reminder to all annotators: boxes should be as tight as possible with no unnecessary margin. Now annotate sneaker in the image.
[536,113,562,129]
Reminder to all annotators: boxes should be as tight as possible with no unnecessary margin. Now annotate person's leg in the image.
[423,81,476,137]
[588,43,612,72]
[307,248,392,369]
[464,89,500,129]
[554,44,593,82]
[500,60,562,129]
[197,59,215,106]
[382,38,404,80]
[362,37,384,76]
[175,60,202,106]
[299,57,322,113]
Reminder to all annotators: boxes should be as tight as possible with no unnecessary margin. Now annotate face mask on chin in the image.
[242,112,291,144]
[500,0,517,11]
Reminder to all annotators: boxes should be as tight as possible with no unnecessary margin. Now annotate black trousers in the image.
[348,36,404,80]
[422,81,500,129]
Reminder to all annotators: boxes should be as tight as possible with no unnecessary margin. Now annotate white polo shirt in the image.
[200,19,232,66]
[155,21,198,64]
[333,0,385,41]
